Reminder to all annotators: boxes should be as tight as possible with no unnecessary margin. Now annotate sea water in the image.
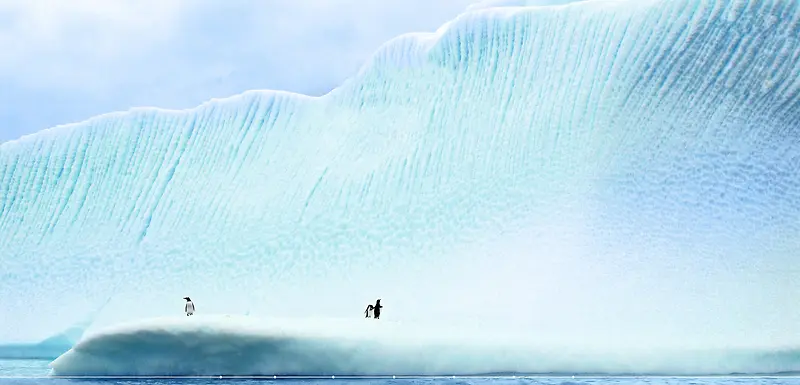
[1,360,799,385]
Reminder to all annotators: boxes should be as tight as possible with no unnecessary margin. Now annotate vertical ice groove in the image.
[181,106,221,227]
[25,140,51,235]
[0,152,25,232]
[237,96,280,182]
[121,114,159,235]
[223,97,255,173]
[300,167,330,225]
[130,113,183,236]
[102,119,135,228]
[158,108,207,234]
[138,113,199,242]
[3,143,32,239]
[44,128,92,237]
[230,97,267,180]
[107,120,137,236]
[0,154,15,234]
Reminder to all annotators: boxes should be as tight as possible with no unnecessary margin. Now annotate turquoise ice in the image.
[0,0,798,356]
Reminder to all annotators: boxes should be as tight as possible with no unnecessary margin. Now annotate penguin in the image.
[372,299,382,320]
[184,297,195,316]
[364,304,374,318]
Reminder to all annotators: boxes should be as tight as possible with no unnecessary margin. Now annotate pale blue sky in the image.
[0,0,491,143]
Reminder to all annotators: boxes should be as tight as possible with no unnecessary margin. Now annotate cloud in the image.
[466,0,587,11]
[0,0,478,142]
[0,0,186,88]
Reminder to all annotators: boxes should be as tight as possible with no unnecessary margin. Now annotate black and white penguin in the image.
[184,297,195,316]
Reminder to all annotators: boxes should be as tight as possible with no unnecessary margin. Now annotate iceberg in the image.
[0,338,77,360]
[0,297,108,359]
[49,315,800,376]
[1,0,799,368]
[0,317,92,360]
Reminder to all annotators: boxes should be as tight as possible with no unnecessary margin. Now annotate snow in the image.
[49,315,800,376]
[49,314,519,376]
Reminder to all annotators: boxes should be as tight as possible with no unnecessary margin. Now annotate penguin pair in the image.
[363,299,382,319]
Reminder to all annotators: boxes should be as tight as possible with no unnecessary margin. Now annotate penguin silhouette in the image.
[372,299,382,319]
[184,297,195,316]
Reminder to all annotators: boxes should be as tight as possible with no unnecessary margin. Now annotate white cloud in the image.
[466,0,587,11]
[0,0,480,142]
[0,0,185,84]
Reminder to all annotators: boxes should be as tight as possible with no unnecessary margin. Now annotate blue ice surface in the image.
[0,0,799,376]
[39,315,800,377]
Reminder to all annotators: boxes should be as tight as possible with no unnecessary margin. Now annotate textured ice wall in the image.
[1,0,799,345]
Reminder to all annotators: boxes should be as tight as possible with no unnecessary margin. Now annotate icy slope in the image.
[1,0,799,345]
[49,315,800,376]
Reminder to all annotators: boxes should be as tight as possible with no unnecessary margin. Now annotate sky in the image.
[0,0,490,143]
